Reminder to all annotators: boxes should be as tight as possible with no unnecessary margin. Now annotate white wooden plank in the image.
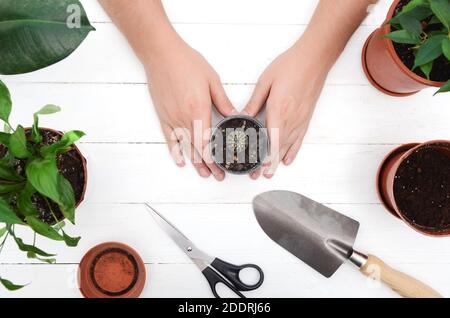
[5,262,447,298]
[3,24,392,85]
[23,143,400,204]
[3,203,450,265]
[84,0,392,26]
[2,203,449,298]
[5,83,450,144]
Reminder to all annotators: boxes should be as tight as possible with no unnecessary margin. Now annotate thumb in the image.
[210,80,238,117]
[242,79,271,116]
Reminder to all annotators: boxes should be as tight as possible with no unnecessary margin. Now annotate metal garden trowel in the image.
[253,190,442,298]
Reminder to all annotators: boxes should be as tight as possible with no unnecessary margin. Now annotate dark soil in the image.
[211,117,268,173]
[392,0,450,82]
[0,129,86,225]
[90,248,139,297]
[393,143,450,233]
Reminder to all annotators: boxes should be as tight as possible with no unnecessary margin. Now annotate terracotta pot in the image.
[78,242,146,298]
[0,127,87,222]
[377,140,450,236]
[362,0,444,96]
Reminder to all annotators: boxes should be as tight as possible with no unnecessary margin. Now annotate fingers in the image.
[262,102,283,178]
[242,78,271,116]
[283,136,304,166]
[162,125,185,167]
[193,109,226,182]
[210,80,238,117]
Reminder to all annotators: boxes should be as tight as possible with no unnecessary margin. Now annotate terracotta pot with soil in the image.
[210,115,269,174]
[0,127,87,224]
[362,0,449,96]
[377,140,450,236]
[78,242,146,298]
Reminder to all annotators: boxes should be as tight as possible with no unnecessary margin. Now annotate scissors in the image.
[145,204,264,298]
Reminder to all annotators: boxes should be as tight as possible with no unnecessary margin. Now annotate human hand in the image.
[243,38,334,179]
[144,39,238,181]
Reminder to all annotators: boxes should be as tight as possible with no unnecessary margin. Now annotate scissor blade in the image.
[145,204,214,266]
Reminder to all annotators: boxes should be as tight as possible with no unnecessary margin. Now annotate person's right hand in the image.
[144,39,238,181]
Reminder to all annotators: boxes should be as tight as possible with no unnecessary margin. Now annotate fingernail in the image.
[212,171,224,181]
[264,173,274,179]
[284,157,292,166]
[199,168,210,178]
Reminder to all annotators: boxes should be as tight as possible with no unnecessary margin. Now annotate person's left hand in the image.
[242,39,332,179]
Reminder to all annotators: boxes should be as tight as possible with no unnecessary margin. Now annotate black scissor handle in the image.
[202,267,245,298]
[211,258,264,291]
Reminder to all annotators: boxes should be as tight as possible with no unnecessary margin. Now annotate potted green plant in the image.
[0,80,88,290]
[210,115,269,174]
[362,0,450,96]
[377,140,450,236]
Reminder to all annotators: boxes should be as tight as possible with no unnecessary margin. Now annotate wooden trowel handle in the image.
[360,255,442,298]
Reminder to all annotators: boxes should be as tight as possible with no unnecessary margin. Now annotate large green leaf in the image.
[0,80,12,124]
[443,38,450,60]
[13,236,55,257]
[25,157,76,223]
[385,30,421,44]
[62,230,80,247]
[0,198,23,224]
[32,105,61,143]
[414,34,447,68]
[0,163,24,182]
[0,181,25,195]
[435,79,450,94]
[41,130,85,157]
[390,4,433,25]
[401,0,429,13]
[25,157,61,205]
[9,125,31,159]
[25,215,64,241]
[56,174,76,223]
[430,0,450,30]
[17,182,38,217]
[397,14,423,36]
[0,0,95,75]
[0,277,26,291]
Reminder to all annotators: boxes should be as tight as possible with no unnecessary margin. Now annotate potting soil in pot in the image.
[90,248,139,296]
[211,117,267,173]
[392,0,450,82]
[393,144,450,232]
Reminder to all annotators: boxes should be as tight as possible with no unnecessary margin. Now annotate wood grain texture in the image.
[360,255,443,298]
[0,0,448,298]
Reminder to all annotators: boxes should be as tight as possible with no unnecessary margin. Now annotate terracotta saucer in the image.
[78,242,146,298]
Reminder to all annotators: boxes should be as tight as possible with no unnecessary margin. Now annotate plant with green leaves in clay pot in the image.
[362,0,450,96]
[0,81,88,291]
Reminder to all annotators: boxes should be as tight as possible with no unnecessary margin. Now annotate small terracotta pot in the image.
[377,140,450,236]
[362,0,444,96]
[78,242,146,298]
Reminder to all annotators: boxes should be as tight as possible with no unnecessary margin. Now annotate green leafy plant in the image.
[385,0,450,94]
[0,0,94,75]
[0,80,85,290]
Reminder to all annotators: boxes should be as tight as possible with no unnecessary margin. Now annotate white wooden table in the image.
[1,0,450,298]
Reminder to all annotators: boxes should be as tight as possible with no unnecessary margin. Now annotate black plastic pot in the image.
[210,115,269,175]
